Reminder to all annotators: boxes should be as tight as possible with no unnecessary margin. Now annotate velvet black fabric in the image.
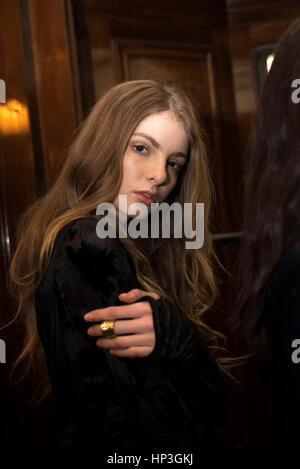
[35,217,228,450]
[262,239,300,447]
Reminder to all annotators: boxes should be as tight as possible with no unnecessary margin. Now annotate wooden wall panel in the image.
[87,0,227,29]
[25,0,82,187]
[115,44,216,112]
[0,0,36,258]
[0,0,89,448]
[0,0,43,450]
[227,0,300,26]
[88,4,242,235]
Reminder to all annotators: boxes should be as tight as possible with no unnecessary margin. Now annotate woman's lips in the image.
[134,192,156,205]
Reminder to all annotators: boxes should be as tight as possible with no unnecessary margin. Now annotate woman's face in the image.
[114,110,189,214]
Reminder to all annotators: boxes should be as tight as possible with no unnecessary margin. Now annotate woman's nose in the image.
[146,161,168,185]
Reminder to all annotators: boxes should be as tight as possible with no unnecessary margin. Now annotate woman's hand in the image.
[84,289,160,358]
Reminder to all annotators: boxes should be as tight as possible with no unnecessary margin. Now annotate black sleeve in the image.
[37,217,228,449]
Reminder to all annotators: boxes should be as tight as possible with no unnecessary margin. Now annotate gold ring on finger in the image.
[99,320,116,338]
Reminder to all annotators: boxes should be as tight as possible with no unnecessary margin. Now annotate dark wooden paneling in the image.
[113,42,216,114]
[26,0,82,186]
[88,5,242,234]
[0,0,36,255]
[227,0,300,26]
[0,0,43,450]
[87,0,227,28]
[72,0,96,116]
[0,0,89,449]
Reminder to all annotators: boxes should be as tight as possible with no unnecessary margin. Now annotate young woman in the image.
[9,80,228,450]
[233,20,300,447]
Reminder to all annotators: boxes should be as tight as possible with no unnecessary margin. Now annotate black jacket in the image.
[35,217,228,450]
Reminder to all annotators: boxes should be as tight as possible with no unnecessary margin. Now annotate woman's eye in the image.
[168,161,183,173]
[133,144,148,154]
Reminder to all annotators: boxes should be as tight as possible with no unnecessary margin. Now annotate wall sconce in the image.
[266,54,274,73]
[0,99,29,135]
[252,44,276,97]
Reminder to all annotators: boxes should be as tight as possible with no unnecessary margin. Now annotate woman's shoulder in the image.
[55,216,122,254]
[50,217,135,276]
[43,217,138,297]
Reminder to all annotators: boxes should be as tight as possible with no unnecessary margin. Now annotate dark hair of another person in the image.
[233,18,300,347]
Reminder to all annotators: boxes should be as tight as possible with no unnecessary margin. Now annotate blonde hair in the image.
[7,80,231,403]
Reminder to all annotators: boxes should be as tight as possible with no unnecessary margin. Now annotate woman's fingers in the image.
[118,288,160,303]
[96,333,155,349]
[87,316,153,337]
[84,290,157,358]
[84,301,152,322]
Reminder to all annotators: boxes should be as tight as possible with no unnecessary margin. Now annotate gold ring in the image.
[99,320,116,338]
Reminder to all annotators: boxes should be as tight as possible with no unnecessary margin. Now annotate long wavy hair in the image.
[7,79,230,403]
[233,19,300,346]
